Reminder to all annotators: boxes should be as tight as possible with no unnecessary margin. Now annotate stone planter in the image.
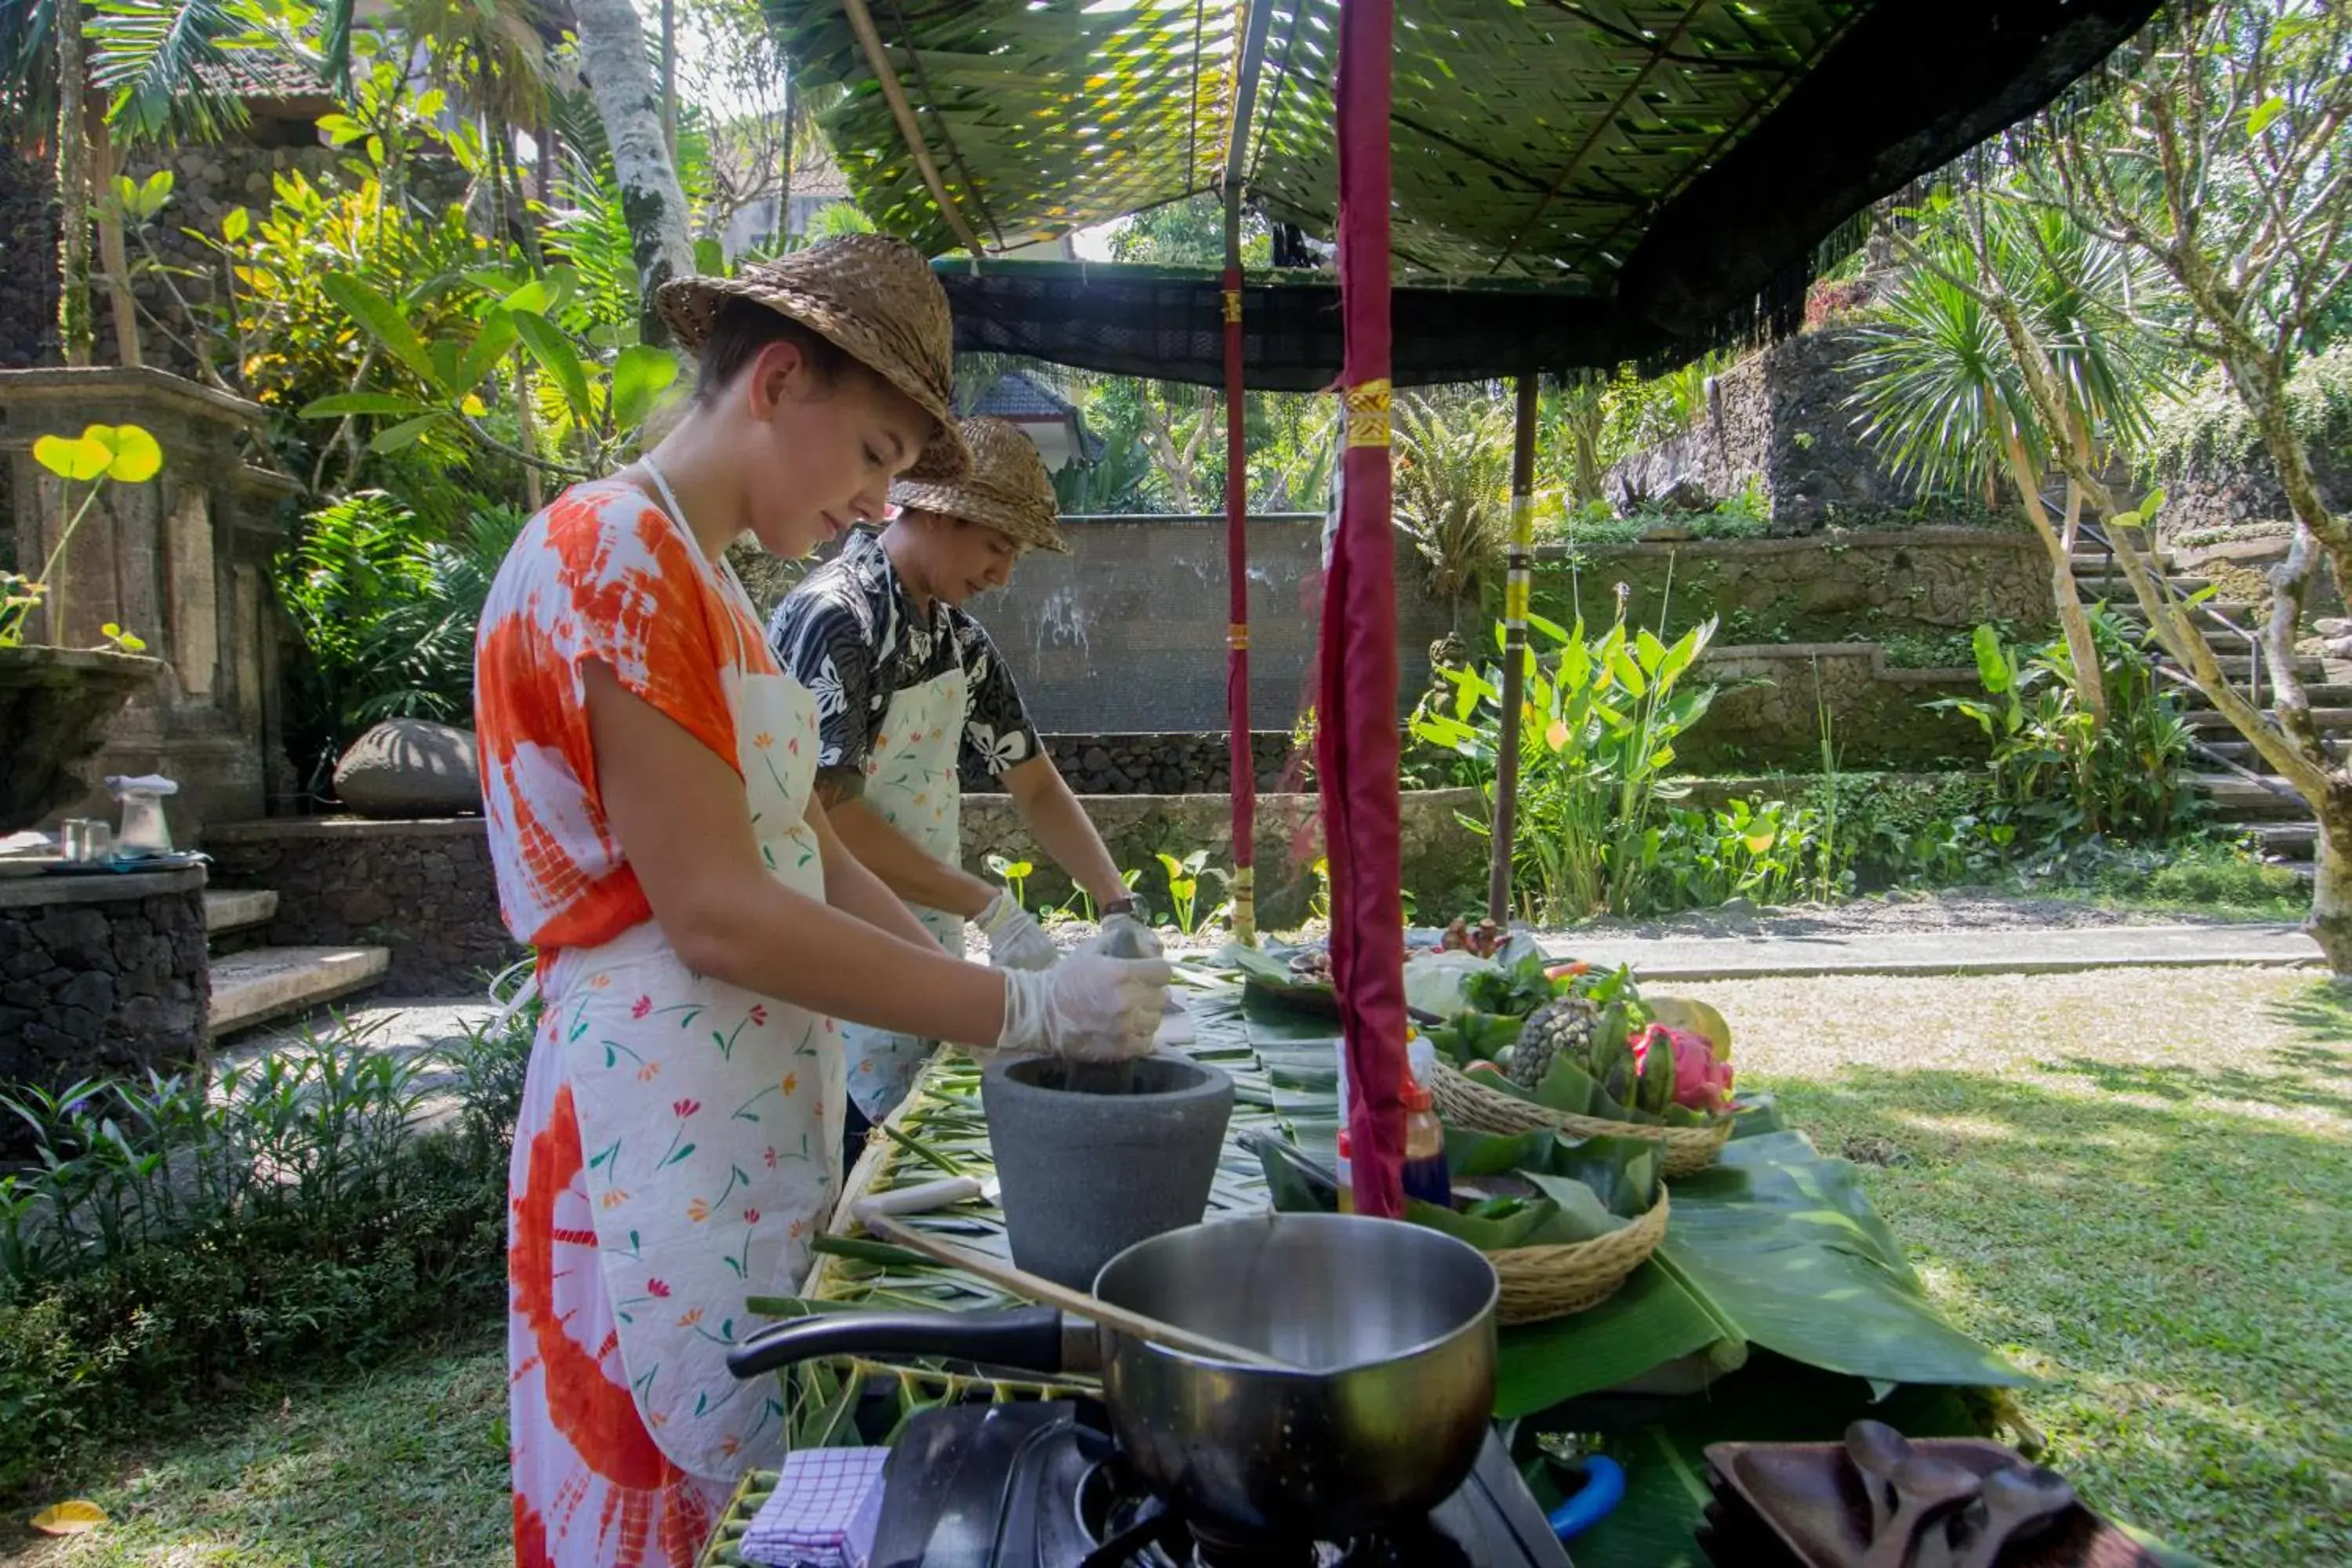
[981,1052,1235,1289]
[0,644,165,832]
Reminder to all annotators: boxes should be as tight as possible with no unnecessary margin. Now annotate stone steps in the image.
[203,887,277,936]
[2190,774,2311,820]
[207,945,389,1040]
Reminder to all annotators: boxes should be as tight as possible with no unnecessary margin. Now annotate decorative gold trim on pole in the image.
[1226,622,1250,650]
[1222,288,1243,324]
[1344,378,1392,448]
[1230,864,1257,945]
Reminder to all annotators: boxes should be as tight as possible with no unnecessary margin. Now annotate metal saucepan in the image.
[727,1211,1500,1543]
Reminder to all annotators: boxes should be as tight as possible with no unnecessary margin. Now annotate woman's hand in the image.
[999,955,1171,1062]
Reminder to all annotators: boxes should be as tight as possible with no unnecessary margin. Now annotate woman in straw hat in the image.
[474,236,1171,1566]
[769,416,1170,1154]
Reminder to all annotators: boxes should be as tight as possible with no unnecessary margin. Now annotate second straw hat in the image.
[654,234,970,481]
[890,417,1071,554]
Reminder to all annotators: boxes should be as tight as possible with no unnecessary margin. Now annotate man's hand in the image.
[976,889,1058,970]
[1086,908,1163,960]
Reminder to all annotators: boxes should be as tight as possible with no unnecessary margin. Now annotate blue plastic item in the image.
[1546,1454,1626,1541]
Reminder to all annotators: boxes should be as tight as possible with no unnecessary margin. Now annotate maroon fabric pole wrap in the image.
[1223,260,1256,944]
[1319,0,1405,1220]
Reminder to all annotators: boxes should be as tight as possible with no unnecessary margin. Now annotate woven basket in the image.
[1489,1188,1669,1324]
[1433,1060,1733,1178]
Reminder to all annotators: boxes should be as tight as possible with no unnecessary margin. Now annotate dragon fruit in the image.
[1629,1024,1734,1114]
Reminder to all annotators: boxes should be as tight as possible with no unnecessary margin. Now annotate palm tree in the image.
[568,0,695,346]
[1847,195,2166,728]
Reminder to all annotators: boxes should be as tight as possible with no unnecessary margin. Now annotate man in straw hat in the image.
[476,238,1169,1566]
[771,416,1163,1146]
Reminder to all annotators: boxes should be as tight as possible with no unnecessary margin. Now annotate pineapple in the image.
[1510,997,1599,1092]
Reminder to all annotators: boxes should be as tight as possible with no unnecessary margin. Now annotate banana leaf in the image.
[1407,1193,1559,1250]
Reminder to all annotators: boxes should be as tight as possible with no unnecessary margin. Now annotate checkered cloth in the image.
[742,1447,890,1568]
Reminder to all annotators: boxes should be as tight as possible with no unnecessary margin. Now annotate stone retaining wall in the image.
[204,818,521,997]
[0,869,209,1145]
[959,789,1489,931]
[203,789,1493,981]
[962,731,1301,797]
[1679,645,1987,772]
[1529,528,2053,648]
[1604,328,1918,531]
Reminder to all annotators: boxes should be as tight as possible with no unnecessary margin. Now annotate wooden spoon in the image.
[855,1206,1291,1370]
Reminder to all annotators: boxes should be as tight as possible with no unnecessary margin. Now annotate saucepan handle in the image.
[726,1305,1068,1381]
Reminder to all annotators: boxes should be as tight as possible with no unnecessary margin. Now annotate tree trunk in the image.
[661,0,677,155]
[91,111,141,367]
[2312,789,2352,982]
[55,0,93,366]
[1999,410,2107,725]
[778,68,797,248]
[571,0,698,348]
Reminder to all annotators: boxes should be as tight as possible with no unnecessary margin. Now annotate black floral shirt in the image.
[767,528,1040,793]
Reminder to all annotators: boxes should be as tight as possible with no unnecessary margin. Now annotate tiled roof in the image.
[968,371,1074,421]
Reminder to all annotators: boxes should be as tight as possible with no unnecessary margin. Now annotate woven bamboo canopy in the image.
[765,0,2164,380]
[760,0,2165,1217]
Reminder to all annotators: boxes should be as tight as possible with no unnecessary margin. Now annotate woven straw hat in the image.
[890,417,1070,554]
[655,234,970,481]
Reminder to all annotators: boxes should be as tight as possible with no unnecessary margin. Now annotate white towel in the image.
[742,1447,890,1568]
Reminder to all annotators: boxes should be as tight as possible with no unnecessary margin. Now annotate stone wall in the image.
[960,789,1489,931]
[962,731,1301,797]
[0,869,209,1145]
[100,143,352,378]
[202,790,1490,982]
[1677,645,1988,771]
[0,142,58,371]
[1528,528,2055,648]
[948,514,1449,735]
[204,818,521,997]
[1606,328,1922,532]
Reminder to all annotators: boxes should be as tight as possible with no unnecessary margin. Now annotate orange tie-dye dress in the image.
[476,478,844,1568]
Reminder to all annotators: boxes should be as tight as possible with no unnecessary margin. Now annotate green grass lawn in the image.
[9,969,2346,1565]
[1687,967,2351,1563]
[5,1328,509,1566]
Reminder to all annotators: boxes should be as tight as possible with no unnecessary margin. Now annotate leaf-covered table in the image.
[713,982,2031,1568]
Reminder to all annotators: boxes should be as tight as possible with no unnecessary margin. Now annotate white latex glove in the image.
[975,890,1059,971]
[997,955,1171,1062]
[1087,909,1164,960]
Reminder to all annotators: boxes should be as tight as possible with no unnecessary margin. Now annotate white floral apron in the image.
[842,666,967,1120]
[507,488,844,1504]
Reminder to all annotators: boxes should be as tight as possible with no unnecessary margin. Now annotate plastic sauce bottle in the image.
[1400,1080,1453,1208]
[1334,1130,1355,1214]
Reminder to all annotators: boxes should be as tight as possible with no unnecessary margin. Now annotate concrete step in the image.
[2249,821,2317,860]
[2173,682,2352,710]
[2191,774,2314,819]
[203,887,278,937]
[208,946,390,1040]
[2184,706,2352,732]
[2193,737,2349,768]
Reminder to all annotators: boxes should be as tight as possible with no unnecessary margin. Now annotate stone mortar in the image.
[981,1051,1235,1290]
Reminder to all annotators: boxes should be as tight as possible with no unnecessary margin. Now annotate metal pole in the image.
[1488,373,1537,925]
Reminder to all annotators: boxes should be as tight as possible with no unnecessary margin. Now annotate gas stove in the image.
[865,1400,1573,1568]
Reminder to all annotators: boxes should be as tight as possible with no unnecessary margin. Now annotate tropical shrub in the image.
[1412,608,1718,922]
[277,491,524,796]
[1936,611,2197,845]
[0,1007,531,1492]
